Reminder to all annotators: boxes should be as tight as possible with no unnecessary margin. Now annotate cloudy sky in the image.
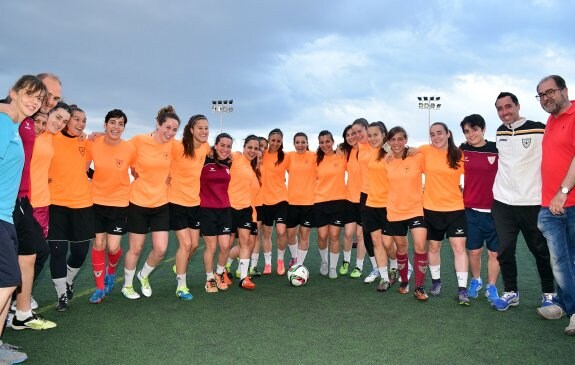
[2,0,574,149]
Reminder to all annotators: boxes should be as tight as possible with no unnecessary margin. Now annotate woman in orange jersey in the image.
[314,130,347,278]
[385,127,429,300]
[363,122,398,292]
[420,122,469,304]
[248,137,268,276]
[85,109,136,304]
[227,135,261,290]
[285,132,316,267]
[351,118,379,282]
[47,105,94,311]
[121,106,179,300]
[340,125,366,278]
[260,129,288,275]
[32,111,47,137]
[168,114,210,301]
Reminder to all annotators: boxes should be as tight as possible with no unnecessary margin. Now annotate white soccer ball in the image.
[288,264,309,286]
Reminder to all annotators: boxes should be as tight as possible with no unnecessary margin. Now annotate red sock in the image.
[107,248,123,275]
[414,252,428,288]
[92,248,106,290]
[397,252,409,283]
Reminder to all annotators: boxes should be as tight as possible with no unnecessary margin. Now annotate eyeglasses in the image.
[536,88,564,101]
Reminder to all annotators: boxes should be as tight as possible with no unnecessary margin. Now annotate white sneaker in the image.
[329,268,337,279]
[137,271,152,297]
[320,262,328,276]
[121,286,141,300]
[364,268,379,283]
[566,314,575,336]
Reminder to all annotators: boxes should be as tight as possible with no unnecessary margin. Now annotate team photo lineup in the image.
[0,72,574,364]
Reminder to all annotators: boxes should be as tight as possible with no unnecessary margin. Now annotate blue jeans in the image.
[538,207,575,315]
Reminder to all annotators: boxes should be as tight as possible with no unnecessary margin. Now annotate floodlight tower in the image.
[417,96,442,142]
[211,99,234,132]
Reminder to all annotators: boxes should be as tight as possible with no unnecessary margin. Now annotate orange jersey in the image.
[168,141,210,206]
[386,153,425,221]
[229,152,258,209]
[30,132,53,208]
[420,144,464,211]
[315,153,347,203]
[86,138,136,207]
[250,176,260,221]
[345,148,361,203]
[366,149,389,208]
[260,150,288,205]
[129,134,173,208]
[285,151,316,205]
[358,141,372,194]
[49,132,92,208]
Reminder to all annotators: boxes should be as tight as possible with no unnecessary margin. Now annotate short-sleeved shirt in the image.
[228,152,258,210]
[315,153,347,203]
[346,149,361,203]
[17,118,35,198]
[168,141,210,207]
[261,150,288,205]
[86,138,136,207]
[420,144,464,212]
[200,156,231,209]
[30,132,54,208]
[358,142,372,194]
[460,141,498,210]
[386,153,424,221]
[285,151,316,205]
[366,149,388,208]
[0,113,24,223]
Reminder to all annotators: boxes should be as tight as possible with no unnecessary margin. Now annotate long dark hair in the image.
[339,125,354,162]
[431,122,462,169]
[316,130,334,165]
[268,128,284,166]
[244,134,262,185]
[212,132,233,167]
[387,126,409,160]
[182,114,208,158]
[368,121,388,161]
[293,132,310,151]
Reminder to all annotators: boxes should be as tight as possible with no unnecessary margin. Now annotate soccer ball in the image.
[287,264,309,286]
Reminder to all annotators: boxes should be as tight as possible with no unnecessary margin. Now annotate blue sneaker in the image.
[430,279,442,296]
[485,284,499,303]
[468,278,482,299]
[491,291,519,311]
[458,288,470,305]
[541,293,556,307]
[104,273,116,294]
[89,288,106,304]
[176,287,193,301]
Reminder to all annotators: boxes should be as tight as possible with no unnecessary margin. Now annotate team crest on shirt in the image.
[404,166,411,173]
[162,152,169,160]
[78,147,85,156]
[116,159,123,168]
[522,138,531,148]
[487,156,496,164]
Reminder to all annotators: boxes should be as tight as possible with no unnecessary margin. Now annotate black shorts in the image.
[359,192,369,227]
[94,204,128,235]
[250,224,258,236]
[262,201,288,227]
[169,203,201,231]
[0,221,21,288]
[128,203,170,234]
[256,206,264,222]
[200,207,232,236]
[424,208,467,241]
[387,216,426,236]
[363,206,389,235]
[342,200,361,225]
[231,207,254,233]
[13,197,44,255]
[48,205,95,242]
[314,200,346,228]
[286,205,314,228]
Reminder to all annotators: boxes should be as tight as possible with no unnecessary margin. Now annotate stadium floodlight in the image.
[417,96,443,142]
[212,98,235,132]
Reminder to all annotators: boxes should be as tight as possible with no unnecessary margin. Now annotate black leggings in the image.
[48,240,90,279]
[34,238,50,282]
[359,193,375,257]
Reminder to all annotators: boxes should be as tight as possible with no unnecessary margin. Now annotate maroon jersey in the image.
[18,117,35,198]
[460,141,498,210]
[199,156,232,208]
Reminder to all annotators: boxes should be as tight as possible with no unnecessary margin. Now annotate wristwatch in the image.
[560,186,571,194]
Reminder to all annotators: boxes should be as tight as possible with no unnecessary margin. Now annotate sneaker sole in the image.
[493,301,519,311]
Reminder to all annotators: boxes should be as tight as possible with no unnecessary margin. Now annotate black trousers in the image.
[491,200,555,293]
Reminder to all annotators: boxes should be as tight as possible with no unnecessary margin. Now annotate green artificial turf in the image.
[5,232,575,364]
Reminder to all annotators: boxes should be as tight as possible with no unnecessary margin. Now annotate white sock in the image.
[378,266,389,281]
[140,262,155,277]
[356,258,364,271]
[216,265,225,275]
[389,259,397,270]
[430,265,441,280]
[343,250,351,262]
[319,248,328,264]
[66,265,80,285]
[296,249,308,265]
[206,272,214,280]
[369,256,377,270]
[329,252,340,269]
[176,274,187,289]
[124,268,135,287]
[250,253,259,269]
[226,257,234,266]
[456,271,468,288]
[239,259,250,279]
[264,252,272,265]
[408,261,413,279]
[53,277,67,297]
[15,309,32,321]
[288,243,298,258]
[277,249,285,261]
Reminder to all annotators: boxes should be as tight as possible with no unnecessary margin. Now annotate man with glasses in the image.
[490,91,556,312]
[535,75,575,336]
